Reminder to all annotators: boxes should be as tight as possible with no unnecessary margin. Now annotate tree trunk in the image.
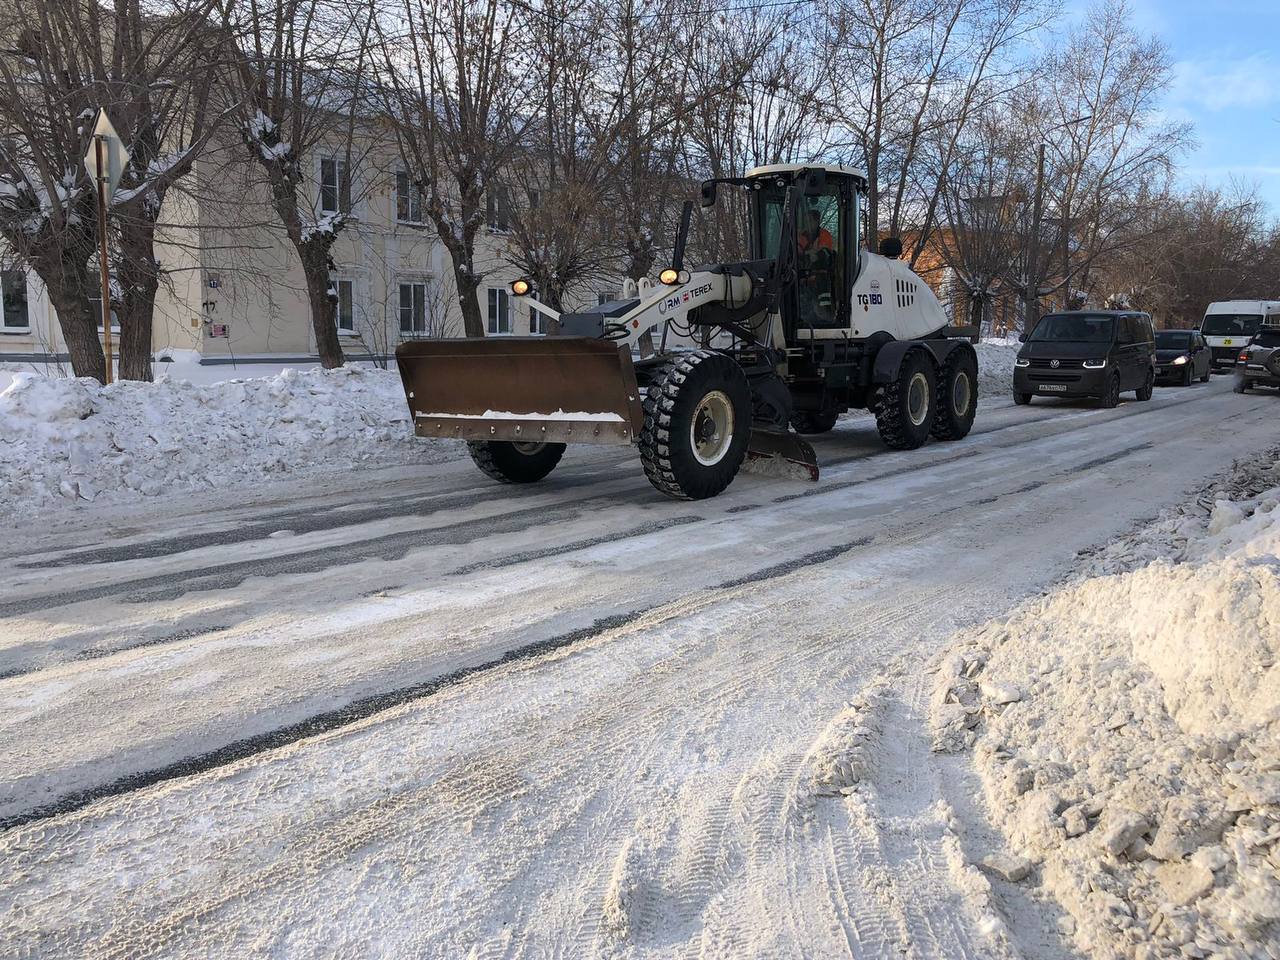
[454,260,485,338]
[117,231,158,382]
[298,242,344,368]
[53,291,108,383]
[41,259,106,383]
[117,283,156,382]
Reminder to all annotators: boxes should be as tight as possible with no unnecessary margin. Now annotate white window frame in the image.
[319,155,352,215]
[334,278,357,336]
[0,270,30,332]
[529,306,548,336]
[487,287,512,335]
[399,280,429,337]
[395,170,424,224]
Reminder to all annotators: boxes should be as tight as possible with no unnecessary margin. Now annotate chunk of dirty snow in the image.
[980,680,1022,704]
[1155,861,1215,906]
[1099,809,1149,857]
[979,851,1032,882]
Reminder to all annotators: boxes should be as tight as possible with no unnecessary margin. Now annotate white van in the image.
[1200,301,1280,369]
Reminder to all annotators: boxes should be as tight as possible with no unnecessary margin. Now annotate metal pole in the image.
[94,136,113,385]
[1025,141,1045,335]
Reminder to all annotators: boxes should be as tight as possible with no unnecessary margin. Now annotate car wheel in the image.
[1013,392,1032,406]
[1100,372,1121,408]
[1137,368,1154,401]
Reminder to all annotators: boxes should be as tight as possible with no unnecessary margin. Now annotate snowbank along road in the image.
[1,376,1277,959]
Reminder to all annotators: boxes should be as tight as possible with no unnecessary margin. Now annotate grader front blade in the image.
[395,337,645,446]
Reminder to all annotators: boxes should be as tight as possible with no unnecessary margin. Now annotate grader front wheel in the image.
[639,351,752,500]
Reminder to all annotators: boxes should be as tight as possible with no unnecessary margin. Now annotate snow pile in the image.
[931,451,1280,959]
[975,339,1019,400]
[0,366,462,518]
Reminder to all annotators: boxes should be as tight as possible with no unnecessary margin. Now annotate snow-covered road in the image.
[2,378,1277,958]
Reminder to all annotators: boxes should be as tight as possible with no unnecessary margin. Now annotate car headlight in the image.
[1082,359,1107,369]
[1014,358,1030,368]
[1172,355,1188,365]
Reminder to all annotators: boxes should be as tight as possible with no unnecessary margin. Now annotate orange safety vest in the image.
[799,227,833,252]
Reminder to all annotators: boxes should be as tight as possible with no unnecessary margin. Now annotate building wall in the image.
[2,128,575,368]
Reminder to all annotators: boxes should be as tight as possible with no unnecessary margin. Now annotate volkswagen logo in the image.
[1050,359,1061,368]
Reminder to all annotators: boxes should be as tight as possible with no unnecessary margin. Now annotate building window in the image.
[486,185,510,231]
[399,282,428,335]
[487,287,512,334]
[335,279,355,334]
[396,170,423,223]
[596,290,617,306]
[529,307,548,335]
[320,157,351,214]
[0,271,29,331]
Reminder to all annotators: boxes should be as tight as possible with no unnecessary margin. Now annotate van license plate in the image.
[1038,384,1067,392]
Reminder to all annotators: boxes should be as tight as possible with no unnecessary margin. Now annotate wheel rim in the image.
[951,371,972,416]
[511,441,546,456]
[690,390,734,466]
[907,372,931,426]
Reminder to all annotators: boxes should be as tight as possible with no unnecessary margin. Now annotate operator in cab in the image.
[798,206,836,325]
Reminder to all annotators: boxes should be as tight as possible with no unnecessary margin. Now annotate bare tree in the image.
[1011,0,1191,328]
[822,0,1044,261]
[216,0,379,367]
[0,0,224,381]
[376,0,537,337]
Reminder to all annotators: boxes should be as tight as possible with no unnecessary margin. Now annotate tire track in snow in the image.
[0,535,881,834]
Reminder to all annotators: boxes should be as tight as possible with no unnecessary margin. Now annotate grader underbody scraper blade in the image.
[743,428,820,482]
[396,337,645,445]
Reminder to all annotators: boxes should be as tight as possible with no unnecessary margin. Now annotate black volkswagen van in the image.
[1013,311,1156,408]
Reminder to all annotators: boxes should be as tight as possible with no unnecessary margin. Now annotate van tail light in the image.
[1239,351,1249,362]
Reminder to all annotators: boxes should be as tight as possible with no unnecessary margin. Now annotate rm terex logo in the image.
[658,282,713,315]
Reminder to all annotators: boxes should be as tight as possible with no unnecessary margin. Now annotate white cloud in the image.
[1169,54,1280,111]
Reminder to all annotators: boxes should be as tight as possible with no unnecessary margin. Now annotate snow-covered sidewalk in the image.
[932,451,1280,959]
[0,366,461,519]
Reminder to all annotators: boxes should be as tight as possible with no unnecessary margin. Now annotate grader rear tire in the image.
[790,410,839,434]
[639,351,751,500]
[931,346,978,441]
[468,440,566,484]
[873,349,937,450]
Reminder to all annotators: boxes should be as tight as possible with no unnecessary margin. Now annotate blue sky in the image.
[1107,0,1280,211]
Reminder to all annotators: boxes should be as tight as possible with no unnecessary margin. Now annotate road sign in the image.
[82,110,130,201]
[84,109,131,384]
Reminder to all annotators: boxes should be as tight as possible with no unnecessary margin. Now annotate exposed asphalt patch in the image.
[21,474,609,569]
[0,529,886,833]
[0,625,235,682]
[724,503,763,514]
[0,497,609,617]
[449,516,700,575]
[1066,441,1154,474]
[716,537,874,588]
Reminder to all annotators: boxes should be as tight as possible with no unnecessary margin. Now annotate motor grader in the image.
[397,163,978,500]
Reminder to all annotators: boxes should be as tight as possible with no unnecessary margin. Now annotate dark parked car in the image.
[1154,330,1212,385]
[1233,326,1280,393]
[1014,311,1155,408]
